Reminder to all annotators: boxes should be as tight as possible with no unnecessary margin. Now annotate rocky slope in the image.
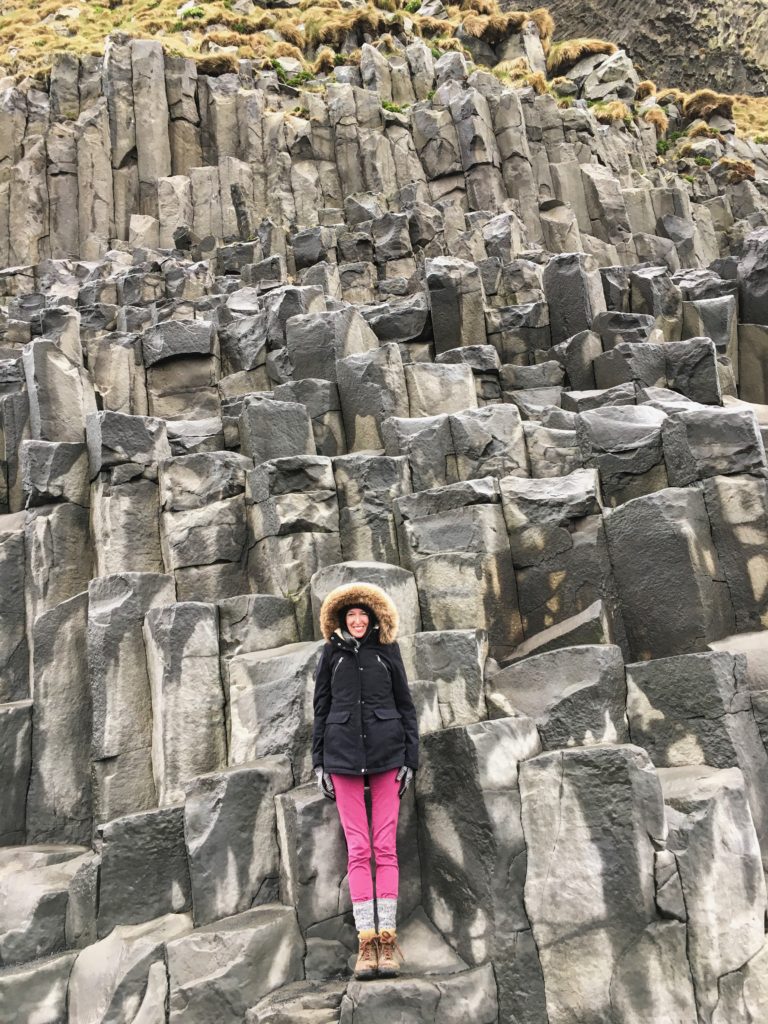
[542,0,768,95]
[3,19,768,1024]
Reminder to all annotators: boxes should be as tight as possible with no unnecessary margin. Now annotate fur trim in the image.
[319,582,399,644]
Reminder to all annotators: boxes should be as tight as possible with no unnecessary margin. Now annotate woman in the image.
[312,581,419,980]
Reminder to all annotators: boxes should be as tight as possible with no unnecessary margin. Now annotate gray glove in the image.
[314,766,336,801]
[396,766,414,798]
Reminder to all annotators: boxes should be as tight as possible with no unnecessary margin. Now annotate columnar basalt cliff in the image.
[3,14,768,1023]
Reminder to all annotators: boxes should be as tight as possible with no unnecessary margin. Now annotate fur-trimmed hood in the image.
[319,582,399,644]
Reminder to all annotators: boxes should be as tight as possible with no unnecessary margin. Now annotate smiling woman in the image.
[312,580,419,981]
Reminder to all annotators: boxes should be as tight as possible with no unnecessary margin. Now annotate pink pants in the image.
[330,768,401,903]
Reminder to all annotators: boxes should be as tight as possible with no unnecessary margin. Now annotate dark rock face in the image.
[543,0,768,95]
[3,26,768,1024]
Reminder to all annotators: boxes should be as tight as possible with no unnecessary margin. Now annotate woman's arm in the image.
[311,644,332,770]
[387,642,419,771]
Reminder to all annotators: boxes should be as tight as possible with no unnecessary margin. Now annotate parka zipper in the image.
[355,646,367,775]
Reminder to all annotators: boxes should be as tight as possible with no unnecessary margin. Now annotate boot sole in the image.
[354,969,378,980]
[377,968,400,978]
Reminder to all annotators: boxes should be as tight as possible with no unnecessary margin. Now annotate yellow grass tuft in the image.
[312,46,337,74]
[682,89,734,121]
[713,157,756,183]
[656,87,687,107]
[459,0,499,15]
[196,52,240,76]
[546,37,618,76]
[635,80,656,102]
[529,7,555,47]
[686,122,723,140]
[642,106,669,136]
[594,100,632,125]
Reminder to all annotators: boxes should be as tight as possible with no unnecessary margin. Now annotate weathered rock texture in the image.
[2,23,768,1024]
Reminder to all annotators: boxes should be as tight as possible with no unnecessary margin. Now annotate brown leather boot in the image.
[376,929,404,978]
[354,929,378,980]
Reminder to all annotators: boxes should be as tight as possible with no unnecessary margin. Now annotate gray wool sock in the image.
[352,899,375,932]
[377,897,397,931]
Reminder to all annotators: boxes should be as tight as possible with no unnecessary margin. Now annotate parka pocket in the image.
[373,707,402,720]
[326,709,351,724]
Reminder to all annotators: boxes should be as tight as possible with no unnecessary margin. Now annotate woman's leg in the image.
[369,768,401,930]
[330,773,375,931]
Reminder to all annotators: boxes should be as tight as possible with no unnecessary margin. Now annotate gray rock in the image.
[399,629,488,728]
[0,699,31,845]
[505,599,615,663]
[21,441,89,507]
[382,413,454,493]
[523,422,584,479]
[274,379,346,458]
[660,766,767,1022]
[86,411,171,476]
[0,513,28,702]
[405,362,477,418]
[489,644,628,749]
[547,330,602,391]
[542,253,607,347]
[97,805,191,936]
[449,405,529,481]
[27,592,91,845]
[0,950,77,1024]
[738,228,768,327]
[185,757,293,926]
[520,745,668,1024]
[628,652,768,865]
[166,906,304,1024]
[217,593,299,660]
[285,308,379,383]
[247,457,341,635]
[339,963,499,1023]
[576,405,669,507]
[603,488,735,660]
[228,641,320,778]
[141,319,216,369]
[416,719,542,1021]
[0,846,93,965]
[336,344,409,452]
[68,913,192,1024]
[333,454,412,564]
[395,478,523,659]
[239,396,316,464]
[426,256,487,354]
[662,406,766,486]
[88,572,176,824]
[143,602,226,806]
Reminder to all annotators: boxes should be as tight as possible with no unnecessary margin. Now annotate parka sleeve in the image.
[311,644,333,771]
[388,641,419,771]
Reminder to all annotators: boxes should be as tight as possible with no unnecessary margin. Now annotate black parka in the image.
[311,626,419,776]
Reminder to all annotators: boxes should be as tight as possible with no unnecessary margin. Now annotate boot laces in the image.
[378,930,405,963]
[360,935,376,962]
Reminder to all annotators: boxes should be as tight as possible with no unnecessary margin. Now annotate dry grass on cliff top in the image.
[3,0,768,141]
[0,0,555,75]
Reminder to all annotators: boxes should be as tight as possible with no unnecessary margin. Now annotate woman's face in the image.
[345,607,370,638]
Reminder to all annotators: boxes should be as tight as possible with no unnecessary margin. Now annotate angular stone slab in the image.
[0,951,77,1024]
[603,488,735,660]
[68,913,192,1024]
[27,592,91,845]
[143,602,227,806]
[0,700,31,846]
[185,756,293,926]
[488,644,628,749]
[166,906,303,1024]
[416,718,542,1021]
[520,745,667,1024]
[97,805,192,936]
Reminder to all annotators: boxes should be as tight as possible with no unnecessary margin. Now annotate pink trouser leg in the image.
[331,769,401,903]
[369,768,401,900]
[331,773,373,903]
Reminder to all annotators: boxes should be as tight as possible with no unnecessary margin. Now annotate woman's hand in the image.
[396,766,414,798]
[314,766,336,801]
